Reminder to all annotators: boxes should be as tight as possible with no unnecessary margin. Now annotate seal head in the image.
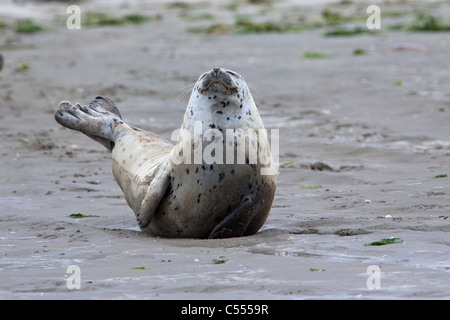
[197,67,240,95]
[181,67,265,135]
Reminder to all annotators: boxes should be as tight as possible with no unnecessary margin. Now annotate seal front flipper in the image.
[208,197,255,239]
[137,168,171,229]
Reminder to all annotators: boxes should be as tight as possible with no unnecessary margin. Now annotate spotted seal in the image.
[54,67,277,238]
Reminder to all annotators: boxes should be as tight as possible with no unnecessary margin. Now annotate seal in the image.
[54,67,277,238]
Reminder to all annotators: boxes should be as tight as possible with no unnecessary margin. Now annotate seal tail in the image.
[55,96,122,151]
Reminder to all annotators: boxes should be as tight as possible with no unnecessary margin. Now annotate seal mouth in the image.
[198,68,239,95]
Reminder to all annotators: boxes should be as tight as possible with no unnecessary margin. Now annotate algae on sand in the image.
[69,213,100,218]
[302,51,331,59]
[364,237,404,246]
[13,19,44,34]
[83,12,152,27]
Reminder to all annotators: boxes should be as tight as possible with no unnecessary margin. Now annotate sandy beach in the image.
[0,0,449,299]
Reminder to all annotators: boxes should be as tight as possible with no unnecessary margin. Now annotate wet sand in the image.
[0,0,449,299]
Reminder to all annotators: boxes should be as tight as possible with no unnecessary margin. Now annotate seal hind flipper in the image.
[208,197,255,239]
[136,167,171,229]
[55,96,123,151]
[85,96,122,150]
[89,96,122,119]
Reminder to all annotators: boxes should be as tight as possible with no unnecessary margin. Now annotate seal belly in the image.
[146,163,276,238]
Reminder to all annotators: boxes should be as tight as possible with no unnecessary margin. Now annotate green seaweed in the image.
[187,23,232,35]
[324,26,373,37]
[247,0,274,4]
[212,258,228,264]
[352,48,367,55]
[303,51,331,59]
[131,266,146,269]
[83,12,152,27]
[13,19,44,34]
[298,184,322,189]
[435,174,447,178]
[188,15,314,35]
[321,9,346,26]
[167,2,195,10]
[408,14,450,32]
[310,268,326,272]
[234,16,305,34]
[15,63,30,72]
[123,14,153,25]
[69,213,100,218]
[321,8,367,26]
[387,23,407,31]
[364,237,404,246]
[180,12,215,21]
[382,11,409,18]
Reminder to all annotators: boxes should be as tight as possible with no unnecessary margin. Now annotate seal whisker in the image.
[177,82,196,103]
[247,82,260,98]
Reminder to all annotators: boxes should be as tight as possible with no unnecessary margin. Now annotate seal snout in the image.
[198,67,239,95]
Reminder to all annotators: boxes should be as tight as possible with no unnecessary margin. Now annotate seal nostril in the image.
[213,67,220,74]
